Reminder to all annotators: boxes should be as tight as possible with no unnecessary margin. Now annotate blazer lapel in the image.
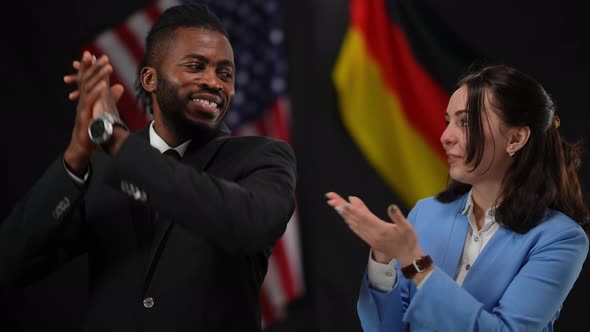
[438,196,469,278]
[142,135,229,294]
[460,226,515,307]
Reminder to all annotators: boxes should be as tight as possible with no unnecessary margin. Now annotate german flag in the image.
[333,0,477,206]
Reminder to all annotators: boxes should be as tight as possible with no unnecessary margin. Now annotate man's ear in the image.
[140,67,157,92]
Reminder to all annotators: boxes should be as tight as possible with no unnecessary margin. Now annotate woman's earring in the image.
[507,144,517,157]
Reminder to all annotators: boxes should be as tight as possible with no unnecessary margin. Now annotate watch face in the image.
[88,117,113,144]
[89,120,106,138]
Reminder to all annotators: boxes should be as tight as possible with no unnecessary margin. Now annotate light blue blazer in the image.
[358,194,588,331]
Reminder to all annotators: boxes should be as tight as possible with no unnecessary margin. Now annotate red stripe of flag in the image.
[350,0,448,158]
[270,100,290,143]
[271,238,298,300]
[256,117,268,136]
[146,4,163,23]
[259,289,276,325]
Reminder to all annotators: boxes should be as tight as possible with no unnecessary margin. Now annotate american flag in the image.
[85,0,303,327]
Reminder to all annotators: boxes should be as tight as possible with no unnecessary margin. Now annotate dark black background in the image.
[1,1,588,331]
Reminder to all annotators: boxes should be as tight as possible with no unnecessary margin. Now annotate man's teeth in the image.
[192,98,218,109]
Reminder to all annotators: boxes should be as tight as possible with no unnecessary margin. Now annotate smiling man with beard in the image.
[145,23,236,145]
[0,4,296,332]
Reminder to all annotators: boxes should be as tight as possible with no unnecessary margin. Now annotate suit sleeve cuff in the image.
[63,158,90,186]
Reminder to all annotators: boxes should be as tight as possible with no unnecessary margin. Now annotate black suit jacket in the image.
[0,125,297,332]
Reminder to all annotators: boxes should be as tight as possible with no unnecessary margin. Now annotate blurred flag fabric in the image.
[333,0,476,207]
[85,0,303,327]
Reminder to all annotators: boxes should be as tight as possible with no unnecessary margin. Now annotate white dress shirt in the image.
[367,190,500,291]
[147,121,191,156]
[66,121,190,183]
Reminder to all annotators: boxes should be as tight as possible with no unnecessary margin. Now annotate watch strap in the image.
[401,255,432,279]
[88,112,129,145]
[102,112,129,131]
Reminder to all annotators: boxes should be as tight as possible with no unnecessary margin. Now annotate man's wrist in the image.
[102,126,130,156]
[64,145,90,176]
[63,158,91,185]
[87,112,130,156]
[88,112,129,150]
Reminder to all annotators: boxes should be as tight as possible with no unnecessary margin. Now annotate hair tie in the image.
[553,115,560,129]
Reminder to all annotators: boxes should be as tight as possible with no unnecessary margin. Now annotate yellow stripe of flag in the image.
[333,28,447,206]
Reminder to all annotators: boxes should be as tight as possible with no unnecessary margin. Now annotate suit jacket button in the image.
[143,297,155,308]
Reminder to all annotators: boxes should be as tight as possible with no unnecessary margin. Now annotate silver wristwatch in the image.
[88,113,129,144]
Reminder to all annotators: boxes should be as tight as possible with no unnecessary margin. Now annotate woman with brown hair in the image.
[327,64,589,331]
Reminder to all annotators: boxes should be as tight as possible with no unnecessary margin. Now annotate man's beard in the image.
[156,75,226,141]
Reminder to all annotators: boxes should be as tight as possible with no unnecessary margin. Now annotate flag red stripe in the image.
[146,5,163,23]
[258,101,298,299]
[271,238,298,300]
[85,43,105,58]
[259,288,276,325]
[350,0,447,158]
[264,104,279,139]
[270,100,290,143]
[256,118,268,136]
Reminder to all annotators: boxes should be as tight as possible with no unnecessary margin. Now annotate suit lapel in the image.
[439,215,469,278]
[460,226,514,307]
[438,196,469,278]
[141,135,229,294]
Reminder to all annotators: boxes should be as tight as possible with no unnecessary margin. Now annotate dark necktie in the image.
[163,148,181,161]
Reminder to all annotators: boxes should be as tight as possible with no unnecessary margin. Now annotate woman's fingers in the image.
[325,192,359,229]
[326,193,402,257]
[325,192,348,209]
[348,196,366,208]
[325,191,344,202]
[326,193,421,261]
[387,204,398,223]
[326,191,386,231]
[387,204,410,226]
